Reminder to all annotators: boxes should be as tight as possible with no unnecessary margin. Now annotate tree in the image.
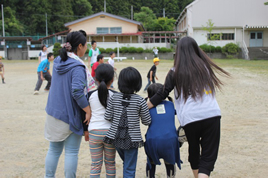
[265,1,268,5]
[72,0,93,16]
[134,7,156,30]
[152,17,176,31]
[0,7,24,36]
[202,19,221,53]
[53,42,61,57]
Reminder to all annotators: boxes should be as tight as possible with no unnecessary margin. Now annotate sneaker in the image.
[33,91,39,95]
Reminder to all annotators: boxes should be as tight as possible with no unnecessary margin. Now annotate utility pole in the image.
[163,8,165,17]
[131,6,133,20]
[45,13,48,36]
[1,4,5,37]
[1,4,6,59]
[104,0,106,12]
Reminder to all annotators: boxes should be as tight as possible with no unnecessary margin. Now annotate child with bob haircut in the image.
[145,83,181,178]
[85,63,116,178]
[147,36,230,178]
[103,67,151,178]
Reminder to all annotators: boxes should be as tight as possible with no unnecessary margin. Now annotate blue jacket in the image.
[46,56,89,136]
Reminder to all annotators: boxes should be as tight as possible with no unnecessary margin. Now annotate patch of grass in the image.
[212,59,268,74]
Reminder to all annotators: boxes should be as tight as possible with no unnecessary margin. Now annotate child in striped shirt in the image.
[103,67,151,178]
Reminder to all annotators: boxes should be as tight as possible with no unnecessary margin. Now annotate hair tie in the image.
[63,42,72,52]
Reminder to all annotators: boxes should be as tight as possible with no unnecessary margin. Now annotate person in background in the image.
[0,56,5,84]
[91,54,104,86]
[108,51,117,88]
[144,58,160,92]
[39,45,47,63]
[153,47,158,58]
[88,40,101,68]
[34,53,54,95]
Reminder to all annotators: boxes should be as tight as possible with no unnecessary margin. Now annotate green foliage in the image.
[120,47,128,53]
[134,7,156,31]
[86,48,89,54]
[158,47,172,53]
[105,48,114,53]
[222,43,240,55]
[53,42,61,57]
[209,45,216,53]
[144,48,152,53]
[98,47,106,53]
[152,17,176,31]
[2,0,195,36]
[215,46,222,52]
[136,47,144,53]
[0,7,24,36]
[265,1,268,5]
[128,47,137,53]
[199,44,210,53]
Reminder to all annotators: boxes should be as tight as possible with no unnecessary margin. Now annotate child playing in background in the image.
[34,53,54,95]
[108,51,117,88]
[91,54,104,86]
[84,64,116,178]
[103,67,151,177]
[144,58,160,92]
[153,47,158,58]
[88,40,101,67]
[0,56,5,84]
[144,83,181,178]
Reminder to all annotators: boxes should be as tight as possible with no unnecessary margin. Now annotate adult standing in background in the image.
[39,45,47,63]
[88,40,101,68]
[44,31,95,178]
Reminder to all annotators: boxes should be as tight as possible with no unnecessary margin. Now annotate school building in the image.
[175,0,268,59]
[64,11,183,49]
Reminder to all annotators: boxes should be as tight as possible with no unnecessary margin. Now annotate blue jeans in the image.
[116,148,138,178]
[45,133,82,178]
[144,78,155,91]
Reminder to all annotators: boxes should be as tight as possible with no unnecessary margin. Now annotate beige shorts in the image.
[0,71,3,75]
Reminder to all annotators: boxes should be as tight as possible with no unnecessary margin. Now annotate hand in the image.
[41,76,45,80]
[155,76,158,80]
[84,112,91,125]
[84,131,89,141]
[114,68,117,71]
[150,78,152,82]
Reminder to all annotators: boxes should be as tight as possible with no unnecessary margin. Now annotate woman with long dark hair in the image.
[147,36,230,178]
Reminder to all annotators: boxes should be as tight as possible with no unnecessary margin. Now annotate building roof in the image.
[64,11,144,30]
[0,36,33,41]
[175,0,199,25]
[38,29,70,41]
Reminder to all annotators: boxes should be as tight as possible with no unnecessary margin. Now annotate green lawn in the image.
[213,59,268,74]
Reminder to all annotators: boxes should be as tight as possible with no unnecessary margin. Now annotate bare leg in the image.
[192,169,198,178]
[198,173,209,178]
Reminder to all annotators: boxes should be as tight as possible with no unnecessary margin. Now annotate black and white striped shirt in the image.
[104,92,151,142]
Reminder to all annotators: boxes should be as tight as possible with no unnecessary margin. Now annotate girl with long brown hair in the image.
[147,36,230,178]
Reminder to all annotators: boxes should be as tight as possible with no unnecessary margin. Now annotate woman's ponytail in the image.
[98,80,109,108]
[60,47,68,61]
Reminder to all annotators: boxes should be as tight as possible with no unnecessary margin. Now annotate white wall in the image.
[193,28,243,47]
[191,0,268,28]
[0,51,5,58]
[94,42,170,49]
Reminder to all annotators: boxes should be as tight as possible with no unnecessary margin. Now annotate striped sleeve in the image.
[104,94,114,122]
[139,98,151,126]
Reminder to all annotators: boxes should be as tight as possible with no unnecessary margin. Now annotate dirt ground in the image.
[0,59,268,178]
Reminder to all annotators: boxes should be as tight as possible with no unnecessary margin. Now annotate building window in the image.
[207,33,235,40]
[97,27,109,34]
[222,33,235,40]
[207,33,221,40]
[110,27,122,34]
